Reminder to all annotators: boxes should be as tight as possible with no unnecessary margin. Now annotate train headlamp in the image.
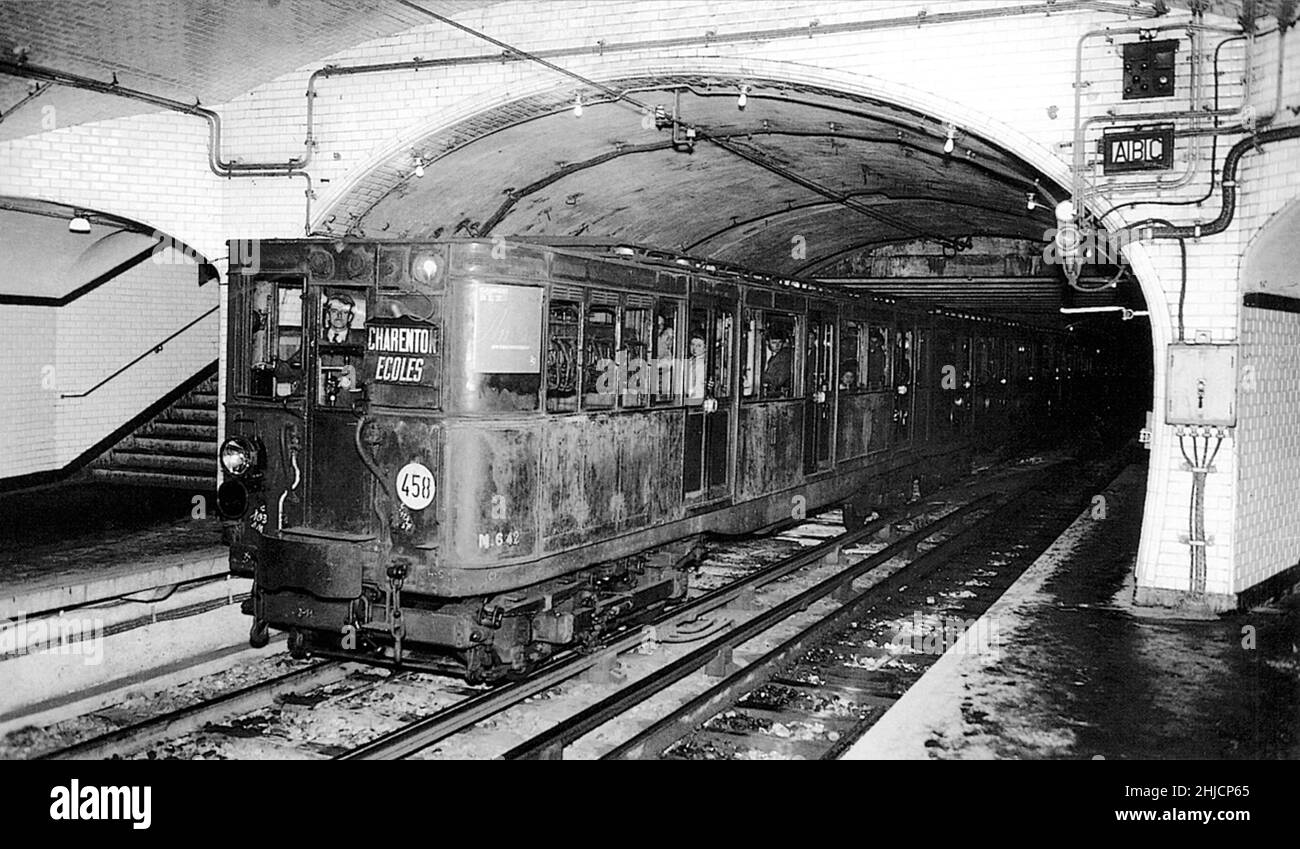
[220,436,260,477]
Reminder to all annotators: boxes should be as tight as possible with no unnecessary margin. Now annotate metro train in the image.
[217,238,1097,681]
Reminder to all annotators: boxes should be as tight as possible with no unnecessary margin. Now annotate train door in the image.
[683,296,735,500]
[304,282,373,533]
[802,310,834,474]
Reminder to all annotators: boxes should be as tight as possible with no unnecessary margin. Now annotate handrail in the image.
[60,305,219,399]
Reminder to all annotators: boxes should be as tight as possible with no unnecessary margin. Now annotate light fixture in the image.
[1026,193,1038,211]
[414,161,425,178]
[573,92,583,117]
[68,212,90,234]
[943,125,956,155]
[737,85,749,110]
[1059,306,1150,319]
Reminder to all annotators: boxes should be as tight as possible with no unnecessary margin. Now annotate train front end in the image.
[220,239,519,676]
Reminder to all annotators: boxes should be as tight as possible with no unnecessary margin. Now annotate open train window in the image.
[864,323,890,391]
[651,300,680,406]
[316,288,368,409]
[245,276,304,399]
[621,299,652,408]
[759,312,796,399]
[839,320,867,393]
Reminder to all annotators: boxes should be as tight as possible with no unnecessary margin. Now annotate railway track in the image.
[39,487,960,760]
[511,456,1118,760]
[32,448,1112,761]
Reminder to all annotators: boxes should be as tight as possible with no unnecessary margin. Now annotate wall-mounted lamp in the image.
[737,85,749,110]
[414,161,425,178]
[1059,306,1150,319]
[68,212,90,234]
[573,92,583,118]
[943,125,956,155]
[1026,193,1038,211]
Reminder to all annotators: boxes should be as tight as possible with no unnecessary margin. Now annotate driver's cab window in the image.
[317,288,367,409]
[248,277,303,399]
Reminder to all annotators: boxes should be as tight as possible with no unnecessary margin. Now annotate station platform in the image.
[843,464,1300,760]
[0,482,243,728]
[0,481,225,620]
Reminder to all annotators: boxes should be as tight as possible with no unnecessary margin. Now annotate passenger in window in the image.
[761,329,794,397]
[866,329,887,389]
[323,293,365,345]
[655,314,676,396]
[687,329,708,402]
[839,360,860,391]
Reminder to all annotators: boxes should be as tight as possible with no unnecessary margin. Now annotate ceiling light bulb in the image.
[1026,193,1037,210]
[68,214,90,234]
[737,85,749,110]
[573,93,583,117]
[943,125,956,154]
[414,162,425,178]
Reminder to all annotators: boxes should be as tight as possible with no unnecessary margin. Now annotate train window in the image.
[246,277,304,399]
[713,309,735,399]
[865,324,890,391]
[583,296,617,410]
[652,300,680,405]
[316,289,368,409]
[914,327,930,387]
[546,298,580,413]
[760,313,796,399]
[465,283,542,412]
[741,310,760,399]
[686,309,709,405]
[621,301,652,408]
[894,327,914,389]
[839,320,866,392]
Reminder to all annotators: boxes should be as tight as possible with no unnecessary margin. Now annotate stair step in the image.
[142,422,216,440]
[177,391,218,406]
[107,452,215,473]
[119,437,215,456]
[89,469,216,490]
[158,407,218,424]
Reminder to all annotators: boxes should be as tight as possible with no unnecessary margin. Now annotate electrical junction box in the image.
[1122,39,1178,100]
[1166,343,1237,427]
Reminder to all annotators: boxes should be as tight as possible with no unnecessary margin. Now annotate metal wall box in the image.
[1166,343,1237,427]
[1101,124,1175,173]
[1122,39,1178,99]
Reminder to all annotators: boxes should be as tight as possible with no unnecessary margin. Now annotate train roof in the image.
[242,236,1053,334]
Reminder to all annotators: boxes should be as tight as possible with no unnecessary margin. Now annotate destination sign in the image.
[1101,125,1175,174]
[366,322,439,386]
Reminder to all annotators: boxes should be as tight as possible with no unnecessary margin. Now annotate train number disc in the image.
[396,462,436,510]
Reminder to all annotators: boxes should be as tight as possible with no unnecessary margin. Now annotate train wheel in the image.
[249,619,270,649]
[287,629,309,659]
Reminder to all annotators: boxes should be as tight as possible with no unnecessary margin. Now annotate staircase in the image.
[90,374,219,491]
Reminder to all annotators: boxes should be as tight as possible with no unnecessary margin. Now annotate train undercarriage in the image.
[244,536,704,683]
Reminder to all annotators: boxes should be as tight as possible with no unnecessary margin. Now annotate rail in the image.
[60,305,219,399]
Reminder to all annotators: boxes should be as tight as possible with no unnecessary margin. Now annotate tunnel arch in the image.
[314,55,1170,578]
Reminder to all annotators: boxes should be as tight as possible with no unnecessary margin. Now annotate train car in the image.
[218,238,1082,681]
